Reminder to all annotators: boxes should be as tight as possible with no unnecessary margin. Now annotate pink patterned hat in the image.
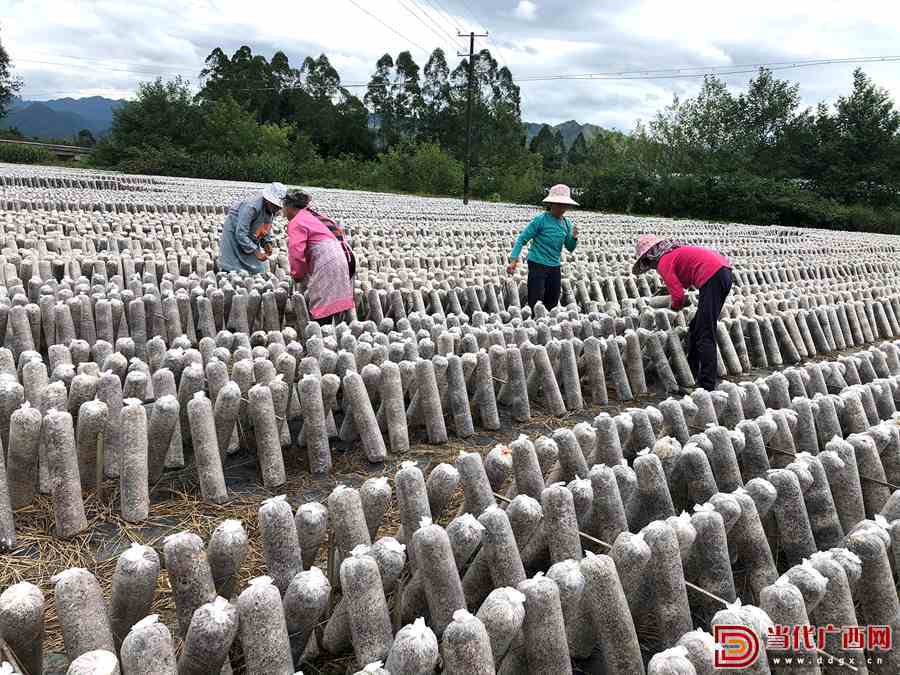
[632,234,663,275]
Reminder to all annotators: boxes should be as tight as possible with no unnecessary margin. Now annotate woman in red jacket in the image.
[633,235,733,391]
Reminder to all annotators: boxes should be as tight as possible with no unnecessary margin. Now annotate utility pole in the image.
[458,31,487,205]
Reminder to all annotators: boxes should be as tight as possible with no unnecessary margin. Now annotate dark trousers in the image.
[688,266,733,390]
[527,261,562,311]
[315,313,339,326]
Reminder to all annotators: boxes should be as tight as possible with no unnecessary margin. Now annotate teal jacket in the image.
[510,212,577,267]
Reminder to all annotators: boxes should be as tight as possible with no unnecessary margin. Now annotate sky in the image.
[5,0,900,130]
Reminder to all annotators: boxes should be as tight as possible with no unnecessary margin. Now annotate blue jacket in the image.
[510,212,577,267]
[218,195,275,274]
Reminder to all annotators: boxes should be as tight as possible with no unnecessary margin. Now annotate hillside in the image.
[524,120,605,148]
[1,102,92,140]
[2,96,126,140]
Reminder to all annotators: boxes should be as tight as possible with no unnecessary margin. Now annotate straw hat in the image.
[632,234,664,275]
[542,184,579,206]
[261,182,287,209]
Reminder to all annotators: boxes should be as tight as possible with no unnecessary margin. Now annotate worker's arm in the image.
[288,221,309,280]
[509,216,539,262]
[234,202,262,255]
[564,219,578,252]
[657,257,686,310]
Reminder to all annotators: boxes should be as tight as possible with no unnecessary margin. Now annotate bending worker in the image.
[218,182,286,274]
[506,184,579,311]
[284,189,355,326]
[632,235,732,391]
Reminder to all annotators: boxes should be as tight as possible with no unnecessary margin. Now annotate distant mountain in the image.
[2,96,126,141]
[43,96,125,131]
[2,102,92,140]
[524,120,605,149]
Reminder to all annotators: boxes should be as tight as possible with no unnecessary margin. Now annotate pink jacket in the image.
[287,208,341,280]
[658,246,731,310]
[287,208,355,320]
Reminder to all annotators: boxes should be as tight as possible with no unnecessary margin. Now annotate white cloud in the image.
[5,0,900,129]
[514,1,538,21]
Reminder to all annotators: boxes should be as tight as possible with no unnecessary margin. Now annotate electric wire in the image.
[403,0,464,52]
[15,50,900,99]
[344,0,432,56]
[396,0,458,55]
[421,0,463,34]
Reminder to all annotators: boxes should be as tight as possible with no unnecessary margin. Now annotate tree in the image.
[0,27,21,118]
[393,51,423,138]
[193,96,261,156]
[302,55,341,101]
[833,69,900,200]
[529,124,564,171]
[733,68,801,174]
[365,54,395,148]
[420,49,451,144]
[198,46,283,123]
[442,48,524,191]
[567,131,588,165]
[551,130,566,168]
[528,124,552,152]
[650,76,739,173]
[95,76,202,167]
[76,129,96,147]
[329,94,376,158]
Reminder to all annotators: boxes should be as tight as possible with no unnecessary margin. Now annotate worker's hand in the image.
[255,250,268,262]
[264,243,273,255]
[571,225,578,238]
[506,261,518,275]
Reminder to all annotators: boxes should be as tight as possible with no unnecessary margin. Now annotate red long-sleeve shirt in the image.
[657,246,731,310]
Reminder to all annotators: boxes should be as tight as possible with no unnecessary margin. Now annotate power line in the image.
[515,60,900,84]
[513,55,900,83]
[20,46,897,84]
[14,57,194,77]
[421,0,462,33]
[415,0,465,52]
[446,0,510,70]
[396,0,457,55]
[417,0,465,48]
[18,52,900,99]
[344,0,432,57]
[452,0,484,31]
[16,51,202,72]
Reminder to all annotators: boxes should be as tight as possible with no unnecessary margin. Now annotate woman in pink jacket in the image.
[633,235,732,391]
[284,190,355,326]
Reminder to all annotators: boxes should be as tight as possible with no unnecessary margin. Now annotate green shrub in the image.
[113,143,195,177]
[0,142,53,165]
[579,167,900,233]
[408,143,463,196]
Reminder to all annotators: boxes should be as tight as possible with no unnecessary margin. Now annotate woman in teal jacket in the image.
[507,183,579,310]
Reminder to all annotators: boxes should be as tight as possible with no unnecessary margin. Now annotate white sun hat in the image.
[261,182,287,208]
[542,183,579,206]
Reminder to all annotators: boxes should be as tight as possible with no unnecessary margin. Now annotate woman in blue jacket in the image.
[218,182,286,275]
[507,184,579,310]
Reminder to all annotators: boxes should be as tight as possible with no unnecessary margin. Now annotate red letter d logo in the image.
[714,624,760,669]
